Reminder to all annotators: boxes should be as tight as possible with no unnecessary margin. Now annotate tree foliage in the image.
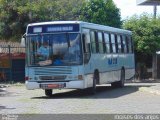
[0,0,121,41]
[123,14,160,55]
[80,0,122,28]
[0,0,85,40]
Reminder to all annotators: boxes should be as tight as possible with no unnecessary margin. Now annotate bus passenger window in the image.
[117,35,122,53]
[111,34,116,53]
[90,31,96,53]
[98,32,104,53]
[104,33,110,53]
[122,36,127,53]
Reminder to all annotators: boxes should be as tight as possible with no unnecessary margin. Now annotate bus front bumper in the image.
[25,80,85,90]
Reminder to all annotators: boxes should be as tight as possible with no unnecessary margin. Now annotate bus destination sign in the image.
[47,26,73,32]
[27,24,79,34]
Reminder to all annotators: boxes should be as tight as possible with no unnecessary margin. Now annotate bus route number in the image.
[108,58,117,65]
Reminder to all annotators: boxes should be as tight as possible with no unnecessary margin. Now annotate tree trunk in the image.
[152,53,157,79]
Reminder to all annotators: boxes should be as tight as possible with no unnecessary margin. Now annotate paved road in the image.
[0,83,160,114]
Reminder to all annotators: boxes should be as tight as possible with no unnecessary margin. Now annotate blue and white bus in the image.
[23,21,135,96]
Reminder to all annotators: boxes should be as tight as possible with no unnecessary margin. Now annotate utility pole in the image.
[137,0,159,19]
[153,5,157,18]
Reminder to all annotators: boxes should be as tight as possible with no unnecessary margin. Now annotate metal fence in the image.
[0,44,25,83]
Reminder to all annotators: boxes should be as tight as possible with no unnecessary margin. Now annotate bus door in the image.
[82,28,92,87]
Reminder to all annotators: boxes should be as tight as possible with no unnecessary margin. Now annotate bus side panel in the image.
[125,68,135,80]
[100,70,120,84]
[84,53,135,88]
[84,73,93,88]
[84,54,114,88]
[123,54,135,80]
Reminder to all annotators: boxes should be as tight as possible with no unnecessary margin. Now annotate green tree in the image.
[0,0,85,40]
[55,0,85,20]
[80,0,122,28]
[123,14,160,79]
[123,15,160,54]
[0,0,58,40]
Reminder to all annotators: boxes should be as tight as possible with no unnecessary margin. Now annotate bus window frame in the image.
[115,34,118,53]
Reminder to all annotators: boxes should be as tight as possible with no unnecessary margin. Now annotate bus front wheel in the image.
[45,89,52,97]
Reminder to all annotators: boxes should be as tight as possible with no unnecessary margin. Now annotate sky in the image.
[113,0,160,20]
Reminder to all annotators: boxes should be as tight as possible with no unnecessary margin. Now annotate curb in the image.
[139,87,160,96]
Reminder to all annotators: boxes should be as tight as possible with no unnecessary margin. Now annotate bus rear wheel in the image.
[111,69,125,88]
[45,89,52,97]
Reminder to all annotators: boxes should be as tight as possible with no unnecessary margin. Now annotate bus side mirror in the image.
[21,37,25,47]
[21,33,26,47]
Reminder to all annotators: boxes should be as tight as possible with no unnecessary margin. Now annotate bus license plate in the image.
[40,84,65,89]
[47,84,64,89]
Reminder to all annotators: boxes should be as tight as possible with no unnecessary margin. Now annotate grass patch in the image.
[12,82,25,87]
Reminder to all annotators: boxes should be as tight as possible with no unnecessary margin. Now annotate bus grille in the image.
[34,66,72,76]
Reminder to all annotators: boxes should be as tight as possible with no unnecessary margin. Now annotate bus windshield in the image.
[26,33,82,66]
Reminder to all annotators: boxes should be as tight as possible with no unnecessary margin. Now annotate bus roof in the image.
[28,21,82,26]
[27,21,132,35]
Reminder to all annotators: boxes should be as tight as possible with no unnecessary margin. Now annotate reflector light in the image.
[25,76,29,81]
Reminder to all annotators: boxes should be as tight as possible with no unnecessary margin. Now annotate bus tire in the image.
[90,71,99,94]
[45,89,52,97]
[111,69,125,88]
[119,68,125,87]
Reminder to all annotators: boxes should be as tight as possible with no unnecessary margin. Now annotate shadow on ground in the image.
[0,105,15,111]
[31,84,154,99]
[0,89,5,92]
[127,79,160,83]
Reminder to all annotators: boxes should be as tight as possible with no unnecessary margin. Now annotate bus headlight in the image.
[68,75,83,80]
